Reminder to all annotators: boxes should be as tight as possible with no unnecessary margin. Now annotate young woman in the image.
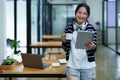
[61,3,97,80]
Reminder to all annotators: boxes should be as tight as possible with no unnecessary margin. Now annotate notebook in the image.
[21,53,50,69]
[75,31,94,49]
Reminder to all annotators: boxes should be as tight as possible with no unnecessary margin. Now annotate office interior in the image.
[0,0,120,80]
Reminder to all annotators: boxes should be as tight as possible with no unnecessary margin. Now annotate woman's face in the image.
[75,7,88,25]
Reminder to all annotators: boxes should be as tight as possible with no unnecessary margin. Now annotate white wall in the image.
[86,0,103,30]
[0,0,6,64]
[47,0,85,4]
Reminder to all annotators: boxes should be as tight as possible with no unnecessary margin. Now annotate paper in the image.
[59,59,67,64]
[51,62,60,67]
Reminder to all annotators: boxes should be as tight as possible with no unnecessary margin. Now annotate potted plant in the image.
[7,38,21,54]
[0,56,17,70]
[5,38,22,63]
[95,21,100,30]
[0,39,22,69]
[1,56,16,65]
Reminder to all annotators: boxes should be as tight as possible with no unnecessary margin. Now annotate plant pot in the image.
[0,61,23,70]
[0,61,17,70]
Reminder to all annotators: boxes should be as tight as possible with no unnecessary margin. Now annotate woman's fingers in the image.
[85,41,95,50]
[61,33,66,42]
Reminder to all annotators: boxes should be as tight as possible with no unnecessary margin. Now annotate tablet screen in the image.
[75,31,94,49]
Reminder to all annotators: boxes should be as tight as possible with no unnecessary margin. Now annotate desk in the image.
[30,41,62,48]
[42,35,61,41]
[0,59,66,80]
[30,41,62,56]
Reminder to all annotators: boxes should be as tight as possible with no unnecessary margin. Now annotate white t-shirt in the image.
[66,23,96,69]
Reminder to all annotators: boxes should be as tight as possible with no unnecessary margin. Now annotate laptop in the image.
[21,53,50,69]
[75,31,94,49]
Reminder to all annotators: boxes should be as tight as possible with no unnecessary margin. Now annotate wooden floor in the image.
[1,45,120,80]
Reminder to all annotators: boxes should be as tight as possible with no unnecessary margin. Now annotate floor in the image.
[95,45,120,80]
[109,45,120,52]
[1,45,120,80]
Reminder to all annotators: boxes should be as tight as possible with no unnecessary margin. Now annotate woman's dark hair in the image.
[75,3,90,17]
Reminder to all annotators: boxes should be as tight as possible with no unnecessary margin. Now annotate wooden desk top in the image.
[30,41,62,48]
[42,35,61,40]
[0,59,66,77]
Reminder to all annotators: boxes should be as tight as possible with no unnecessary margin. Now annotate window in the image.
[6,0,27,56]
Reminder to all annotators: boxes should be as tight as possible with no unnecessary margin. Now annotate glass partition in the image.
[6,0,14,56]
[116,0,120,54]
[52,5,77,35]
[17,0,27,53]
[103,1,108,46]
[103,0,117,52]
[31,0,52,55]
[31,0,38,43]
[107,1,116,51]
[31,0,39,54]
[6,0,27,55]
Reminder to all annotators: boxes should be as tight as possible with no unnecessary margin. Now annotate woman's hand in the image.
[85,40,96,50]
[61,33,66,43]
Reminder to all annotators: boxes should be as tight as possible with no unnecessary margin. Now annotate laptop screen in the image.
[21,53,49,69]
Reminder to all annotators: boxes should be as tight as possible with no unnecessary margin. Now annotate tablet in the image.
[75,31,94,49]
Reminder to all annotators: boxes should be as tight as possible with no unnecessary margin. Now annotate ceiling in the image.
[47,0,86,4]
